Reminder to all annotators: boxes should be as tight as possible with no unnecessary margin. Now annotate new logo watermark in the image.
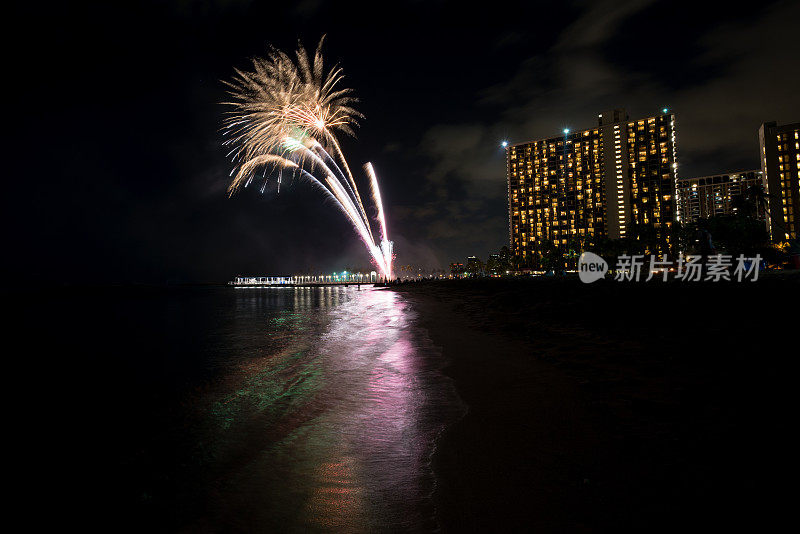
[578,252,608,283]
[578,253,762,283]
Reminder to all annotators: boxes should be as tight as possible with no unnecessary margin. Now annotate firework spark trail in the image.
[294,168,387,274]
[365,163,388,243]
[307,140,374,242]
[324,132,373,242]
[296,141,388,274]
[295,141,378,259]
[365,163,392,279]
[222,37,393,278]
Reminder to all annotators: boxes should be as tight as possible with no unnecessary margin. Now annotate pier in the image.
[229,271,382,287]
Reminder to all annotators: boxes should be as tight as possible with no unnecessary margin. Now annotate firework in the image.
[222,37,393,278]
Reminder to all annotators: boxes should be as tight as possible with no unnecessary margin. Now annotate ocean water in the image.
[40,286,463,532]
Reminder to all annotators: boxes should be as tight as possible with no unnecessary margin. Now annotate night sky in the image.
[8,0,800,284]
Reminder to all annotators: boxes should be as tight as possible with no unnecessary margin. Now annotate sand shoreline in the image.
[393,277,796,531]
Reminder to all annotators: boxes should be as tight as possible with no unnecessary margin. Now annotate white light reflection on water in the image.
[192,287,463,532]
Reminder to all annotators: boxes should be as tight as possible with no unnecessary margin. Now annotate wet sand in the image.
[394,275,797,532]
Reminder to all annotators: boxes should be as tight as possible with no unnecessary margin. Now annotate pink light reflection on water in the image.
[199,287,463,532]
[298,288,461,532]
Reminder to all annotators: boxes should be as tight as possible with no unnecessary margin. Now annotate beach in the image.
[394,275,797,531]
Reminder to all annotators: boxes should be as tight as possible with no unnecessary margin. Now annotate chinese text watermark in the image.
[579,253,762,283]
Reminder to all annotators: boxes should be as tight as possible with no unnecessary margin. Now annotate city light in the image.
[663,108,669,113]
[563,128,570,135]
[501,140,508,148]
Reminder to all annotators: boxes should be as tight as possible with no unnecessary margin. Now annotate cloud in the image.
[292,0,325,18]
[420,124,501,189]
[554,0,656,51]
[665,1,800,170]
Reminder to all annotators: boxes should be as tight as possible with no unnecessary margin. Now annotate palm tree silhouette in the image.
[734,182,789,239]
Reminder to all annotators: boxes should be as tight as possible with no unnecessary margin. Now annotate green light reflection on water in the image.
[199,306,326,463]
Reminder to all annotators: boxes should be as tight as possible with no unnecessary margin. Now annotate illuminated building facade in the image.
[759,121,800,241]
[449,262,465,277]
[676,170,767,224]
[506,108,678,263]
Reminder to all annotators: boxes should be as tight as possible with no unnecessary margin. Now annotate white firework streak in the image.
[365,162,393,279]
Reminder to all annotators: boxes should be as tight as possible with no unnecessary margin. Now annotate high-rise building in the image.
[506,108,678,264]
[465,256,482,276]
[759,121,800,241]
[449,262,464,278]
[486,254,501,276]
[676,170,767,224]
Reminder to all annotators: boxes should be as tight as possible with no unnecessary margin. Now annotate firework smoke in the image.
[222,37,393,279]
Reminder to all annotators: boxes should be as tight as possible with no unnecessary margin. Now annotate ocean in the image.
[21,286,463,532]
